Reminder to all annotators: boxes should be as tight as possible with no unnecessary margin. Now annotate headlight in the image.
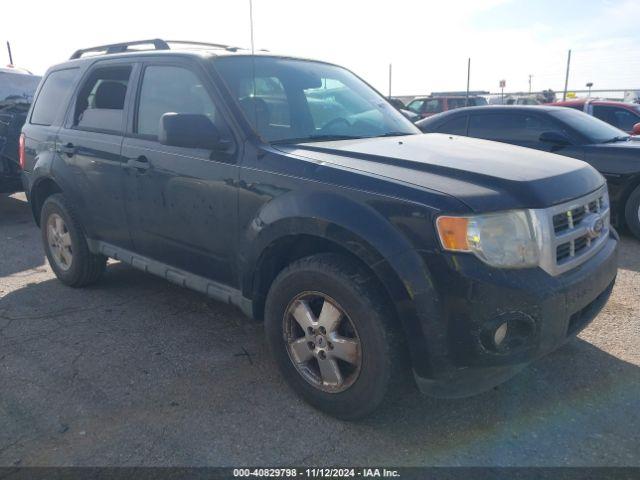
[436,210,539,268]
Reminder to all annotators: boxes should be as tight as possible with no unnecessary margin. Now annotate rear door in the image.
[55,59,138,248]
[22,67,79,188]
[120,58,239,285]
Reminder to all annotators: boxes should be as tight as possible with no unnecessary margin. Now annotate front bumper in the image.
[413,230,618,398]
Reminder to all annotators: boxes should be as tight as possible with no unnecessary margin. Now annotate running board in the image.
[88,240,254,318]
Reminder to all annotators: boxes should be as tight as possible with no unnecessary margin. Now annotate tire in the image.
[265,253,406,419]
[40,193,107,287]
[624,185,640,240]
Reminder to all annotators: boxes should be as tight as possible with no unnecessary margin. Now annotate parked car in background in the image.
[552,99,640,135]
[21,40,617,419]
[417,105,640,239]
[489,95,541,105]
[406,95,487,118]
[0,66,41,192]
[388,97,419,122]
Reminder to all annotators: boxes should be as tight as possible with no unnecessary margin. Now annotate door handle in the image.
[60,143,76,157]
[126,155,151,172]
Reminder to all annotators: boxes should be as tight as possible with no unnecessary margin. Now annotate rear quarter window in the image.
[30,68,79,126]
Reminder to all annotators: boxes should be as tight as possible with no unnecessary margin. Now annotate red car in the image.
[552,98,640,135]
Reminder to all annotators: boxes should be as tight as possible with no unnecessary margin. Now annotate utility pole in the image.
[6,41,13,65]
[563,49,571,101]
[466,58,471,106]
[528,74,533,95]
[388,63,392,98]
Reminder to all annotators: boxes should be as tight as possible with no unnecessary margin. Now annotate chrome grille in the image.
[530,186,610,276]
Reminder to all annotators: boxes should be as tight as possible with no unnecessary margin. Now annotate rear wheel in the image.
[265,253,405,419]
[41,194,107,287]
[624,185,640,240]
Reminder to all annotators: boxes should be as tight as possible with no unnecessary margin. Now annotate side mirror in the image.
[539,131,571,146]
[159,113,227,150]
[632,122,640,136]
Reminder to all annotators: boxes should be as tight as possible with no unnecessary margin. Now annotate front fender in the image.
[239,188,444,377]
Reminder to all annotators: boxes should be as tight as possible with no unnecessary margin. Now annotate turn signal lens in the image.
[436,216,470,251]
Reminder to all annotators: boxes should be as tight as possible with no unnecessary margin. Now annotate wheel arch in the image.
[29,176,63,226]
[248,230,407,322]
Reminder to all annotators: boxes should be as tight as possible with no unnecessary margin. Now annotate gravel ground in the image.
[1,192,639,467]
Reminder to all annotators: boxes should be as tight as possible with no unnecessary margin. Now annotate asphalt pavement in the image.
[1,192,639,466]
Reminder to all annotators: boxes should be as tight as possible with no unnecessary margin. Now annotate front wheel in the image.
[265,253,405,419]
[624,185,640,240]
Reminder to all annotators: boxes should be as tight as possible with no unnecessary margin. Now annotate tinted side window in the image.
[612,109,639,131]
[593,105,638,132]
[407,100,424,113]
[424,99,441,113]
[446,98,466,110]
[73,65,132,133]
[435,115,467,135]
[137,65,217,138]
[469,113,557,143]
[592,105,613,124]
[30,69,79,126]
[470,97,488,106]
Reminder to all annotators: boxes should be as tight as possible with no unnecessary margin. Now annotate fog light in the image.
[494,322,508,347]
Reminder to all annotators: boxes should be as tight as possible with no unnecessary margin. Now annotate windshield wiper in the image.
[602,135,630,143]
[271,134,363,144]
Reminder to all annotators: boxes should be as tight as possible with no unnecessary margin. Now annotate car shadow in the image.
[0,193,47,277]
[616,234,640,273]
[0,262,638,466]
[0,192,31,226]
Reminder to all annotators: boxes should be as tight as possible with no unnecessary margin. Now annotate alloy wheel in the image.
[283,292,361,393]
[46,213,73,271]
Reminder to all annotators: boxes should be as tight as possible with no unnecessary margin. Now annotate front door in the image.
[121,61,239,285]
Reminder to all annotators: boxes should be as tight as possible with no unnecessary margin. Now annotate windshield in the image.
[212,56,419,143]
[552,108,628,143]
[0,72,41,104]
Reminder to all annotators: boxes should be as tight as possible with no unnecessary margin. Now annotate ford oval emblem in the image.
[587,216,604,239]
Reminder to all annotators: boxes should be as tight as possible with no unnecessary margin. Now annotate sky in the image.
[2,0,639,96]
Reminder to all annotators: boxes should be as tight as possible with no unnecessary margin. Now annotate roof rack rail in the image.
[70,39,170,59]
[70,38,244,60]
[164,40,244,52]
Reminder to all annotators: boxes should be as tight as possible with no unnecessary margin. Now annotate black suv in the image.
[21,40,618,419]
[1,67,41,192]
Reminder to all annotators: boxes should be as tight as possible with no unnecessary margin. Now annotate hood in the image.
[276,133,604,212]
